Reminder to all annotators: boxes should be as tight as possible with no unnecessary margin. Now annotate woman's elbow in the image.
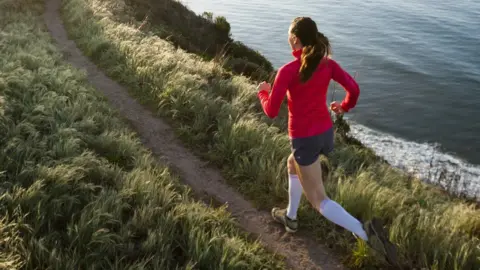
[350,82,360,99]
[266,111,278,119]
[264,108,279,119]
[352,79,360,93]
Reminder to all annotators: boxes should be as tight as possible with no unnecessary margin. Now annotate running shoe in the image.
[271,207,298,233]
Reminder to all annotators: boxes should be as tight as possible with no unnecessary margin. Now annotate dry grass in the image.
[0,0,285,269]
[60,0,480,268]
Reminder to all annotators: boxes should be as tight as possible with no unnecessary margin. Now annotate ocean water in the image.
[184,0,480,197]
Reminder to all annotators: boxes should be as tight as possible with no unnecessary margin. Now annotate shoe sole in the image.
[271,208,298,233]
[369,218,399,267]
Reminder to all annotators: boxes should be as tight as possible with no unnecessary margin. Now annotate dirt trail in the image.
[43,0,346,269]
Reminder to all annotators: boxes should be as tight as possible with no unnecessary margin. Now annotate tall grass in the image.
[0,0,285,269]
[61,0,480,268]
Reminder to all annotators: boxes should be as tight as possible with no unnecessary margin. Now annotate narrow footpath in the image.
[43,0,346,268]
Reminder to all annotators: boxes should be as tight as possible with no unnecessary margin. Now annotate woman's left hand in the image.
[257,81,271,92]
[330,101,345,115]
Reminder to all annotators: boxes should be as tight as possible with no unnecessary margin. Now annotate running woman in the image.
[257,17,398,265]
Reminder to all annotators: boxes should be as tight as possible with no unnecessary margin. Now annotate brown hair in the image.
[290,17,331,82]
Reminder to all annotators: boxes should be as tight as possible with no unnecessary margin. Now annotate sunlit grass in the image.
[0,0,285,269]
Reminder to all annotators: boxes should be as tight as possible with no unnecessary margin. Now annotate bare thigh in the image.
[294,157,327,210]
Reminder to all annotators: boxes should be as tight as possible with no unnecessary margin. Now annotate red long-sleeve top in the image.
[258,49,360,139]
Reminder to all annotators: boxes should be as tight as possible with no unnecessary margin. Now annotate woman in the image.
[257,17,397,265]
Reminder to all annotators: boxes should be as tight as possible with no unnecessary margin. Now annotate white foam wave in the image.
[349,122,480,199]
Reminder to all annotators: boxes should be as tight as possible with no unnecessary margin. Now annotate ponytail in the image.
[299,31,331,82]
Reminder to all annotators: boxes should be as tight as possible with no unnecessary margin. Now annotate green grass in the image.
[60,0,480,268]
[125,0,274,82]
[0,0,286,269]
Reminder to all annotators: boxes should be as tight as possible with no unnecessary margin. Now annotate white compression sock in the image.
[319,199,368,241]
[286,174,302,220]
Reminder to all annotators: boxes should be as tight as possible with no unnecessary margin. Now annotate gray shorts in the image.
[291,127,334,166]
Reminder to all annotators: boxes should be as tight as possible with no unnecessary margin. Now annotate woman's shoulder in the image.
[279,58,301,73]
[324,57,343,68]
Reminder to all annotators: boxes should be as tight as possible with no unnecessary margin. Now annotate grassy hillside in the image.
[0,0,285,269]
[61,0,480,268]
[124,0,275,82]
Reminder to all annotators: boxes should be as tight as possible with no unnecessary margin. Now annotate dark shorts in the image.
[291,127,334,166]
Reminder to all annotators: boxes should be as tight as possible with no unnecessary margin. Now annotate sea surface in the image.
[184,0,480,197]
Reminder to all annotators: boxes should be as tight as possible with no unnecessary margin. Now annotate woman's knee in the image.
[297,162,328,205]
[287,154,297,174]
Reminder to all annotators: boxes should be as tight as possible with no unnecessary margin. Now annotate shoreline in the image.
[183,1,480,180]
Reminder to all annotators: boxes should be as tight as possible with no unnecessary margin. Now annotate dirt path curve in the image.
[43,0,346,269]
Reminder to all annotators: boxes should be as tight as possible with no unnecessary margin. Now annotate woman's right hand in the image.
[257,81,271,92]
[330,101,345,115]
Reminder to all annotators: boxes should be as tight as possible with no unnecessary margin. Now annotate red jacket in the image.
[258,49,360,139]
